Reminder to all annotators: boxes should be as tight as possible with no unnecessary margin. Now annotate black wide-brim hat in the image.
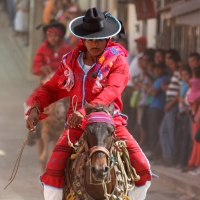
[69,7,122,39]
[43,20,67,37]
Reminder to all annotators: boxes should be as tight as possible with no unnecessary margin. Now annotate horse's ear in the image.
[107,102,114,116]
[85,103,94,115]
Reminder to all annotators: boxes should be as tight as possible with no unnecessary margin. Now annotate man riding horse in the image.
[26,7,152,200]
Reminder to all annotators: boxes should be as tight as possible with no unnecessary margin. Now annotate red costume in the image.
[26,40,71,105]
[33,40,71,76]
[29,40,152,189]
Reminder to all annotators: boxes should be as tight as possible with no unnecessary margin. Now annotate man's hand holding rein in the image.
[26,102,40,132]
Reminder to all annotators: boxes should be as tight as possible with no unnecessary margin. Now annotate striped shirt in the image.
[166,71,181,102]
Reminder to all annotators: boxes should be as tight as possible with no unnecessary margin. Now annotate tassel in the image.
[123,195,131,200]
[66,189,76,200]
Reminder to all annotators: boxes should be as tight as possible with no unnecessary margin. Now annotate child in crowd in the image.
[134,50,154,147]
[174,66,192,171]
[188,53,200,70]
[154,49,165,64]
[159,54,181,166]
[165,49,181,82]
[147,62,167,160]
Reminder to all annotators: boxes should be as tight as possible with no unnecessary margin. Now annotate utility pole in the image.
[27,0,43,80]
[141,0,147,37]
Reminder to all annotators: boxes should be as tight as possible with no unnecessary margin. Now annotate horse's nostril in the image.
[104,166,109,173]
[91,166,96,174]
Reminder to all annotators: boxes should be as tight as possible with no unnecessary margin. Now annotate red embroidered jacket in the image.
[33,40,72,75]
[32,41,130,127]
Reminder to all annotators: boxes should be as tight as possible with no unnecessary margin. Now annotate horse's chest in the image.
[65,153,126,200]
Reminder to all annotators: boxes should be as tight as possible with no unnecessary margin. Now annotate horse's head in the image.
[84,103,115,181]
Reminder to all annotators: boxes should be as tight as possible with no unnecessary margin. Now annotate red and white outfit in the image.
[25,39,71,106]
[29,40,152,200]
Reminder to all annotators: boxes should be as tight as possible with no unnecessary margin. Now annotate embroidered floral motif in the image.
[98,56,105,64]
[110,47,119,55]
[57,66,74,91]
[92,46,124,94]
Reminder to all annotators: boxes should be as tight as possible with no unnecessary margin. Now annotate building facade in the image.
[156,0,200,63]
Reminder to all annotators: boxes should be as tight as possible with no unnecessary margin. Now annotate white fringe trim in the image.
[128,181,151,200]
[44,185,63,200]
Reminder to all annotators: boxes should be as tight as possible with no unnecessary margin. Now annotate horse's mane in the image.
[85,103,114,116]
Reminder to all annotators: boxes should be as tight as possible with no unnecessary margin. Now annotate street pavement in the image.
[0,10,42,200]
[0,9,195,200]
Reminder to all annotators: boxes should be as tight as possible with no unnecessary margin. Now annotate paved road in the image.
[147,180,192,200]
[0,9,190,200]
[0,10,42,200]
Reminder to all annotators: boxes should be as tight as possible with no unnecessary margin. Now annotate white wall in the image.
[77,0,90,11]
[147,19,157,48]
[128,4,143,56]
[107,0,117,16]
[127,4,156,56]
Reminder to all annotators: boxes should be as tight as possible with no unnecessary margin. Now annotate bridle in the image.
[89,146,110,158]
[83,111,114,158]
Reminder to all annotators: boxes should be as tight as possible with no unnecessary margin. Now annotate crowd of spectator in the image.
[120,36,200,176]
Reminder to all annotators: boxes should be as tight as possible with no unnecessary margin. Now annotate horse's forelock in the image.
[85,104,109,115]
[85,103,114,116]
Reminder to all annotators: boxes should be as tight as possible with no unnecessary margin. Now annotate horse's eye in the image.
[108,125,114,134]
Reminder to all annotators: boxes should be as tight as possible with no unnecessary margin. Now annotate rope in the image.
[102,180,111,200]
[119,141,140,182]
[4,131,33,190]
[67,95,79,150]
[101,140,140,198]
[101,140,140,199]
[72,95,78,112]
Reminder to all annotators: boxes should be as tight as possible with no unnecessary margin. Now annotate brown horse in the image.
[63,104,140,200]
[35,98,69,172]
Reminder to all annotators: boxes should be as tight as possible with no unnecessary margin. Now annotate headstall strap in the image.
[89,146,110,158]
[82,111,114,130]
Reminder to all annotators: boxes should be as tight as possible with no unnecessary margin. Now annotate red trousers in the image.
[39,126,151,188]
